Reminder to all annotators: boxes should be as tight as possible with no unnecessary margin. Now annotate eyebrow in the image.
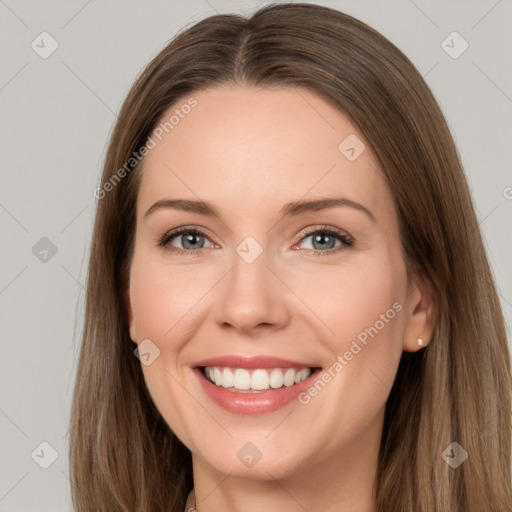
[144,197,376,223]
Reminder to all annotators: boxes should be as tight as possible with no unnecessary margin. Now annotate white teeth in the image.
[214,367,223,386]
[233,369,251,390]
[251,369,269,390]
[221,368,234,388]
[204,366,313,391]
[294,368,310,384]
[269,368,284,388]
[283,368,295,387]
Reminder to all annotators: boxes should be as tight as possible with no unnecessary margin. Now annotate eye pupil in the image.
[313,233,335,250]
[182,232,203,249]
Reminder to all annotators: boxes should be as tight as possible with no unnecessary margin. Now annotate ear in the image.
[402,269,436,352]
[125,290,137,344]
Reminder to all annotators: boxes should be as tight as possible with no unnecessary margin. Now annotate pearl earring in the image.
[417,336,424,347]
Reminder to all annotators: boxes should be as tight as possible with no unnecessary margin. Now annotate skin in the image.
[126,85,435,512]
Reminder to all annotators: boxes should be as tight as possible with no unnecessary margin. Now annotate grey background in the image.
[0,0,510,510]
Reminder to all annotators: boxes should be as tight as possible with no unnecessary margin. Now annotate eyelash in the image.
[157,225,354,257]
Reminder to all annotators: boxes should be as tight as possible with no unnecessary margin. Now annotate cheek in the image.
[287,253,406,346]
[129,262,172,341]
[129,249,206,345]
[128,250,206,447]
[289,255,406,421]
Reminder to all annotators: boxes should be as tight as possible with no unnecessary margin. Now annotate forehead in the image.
[137,85,393,222]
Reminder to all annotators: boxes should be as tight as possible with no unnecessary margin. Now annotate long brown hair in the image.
[69,3,512,510]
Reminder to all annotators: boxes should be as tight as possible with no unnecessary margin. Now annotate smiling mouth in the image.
[198,366,322,393]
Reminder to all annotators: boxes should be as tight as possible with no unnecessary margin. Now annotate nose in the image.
[213,242,291,335]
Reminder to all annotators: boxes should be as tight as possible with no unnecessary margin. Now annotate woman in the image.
[69,3,512,511]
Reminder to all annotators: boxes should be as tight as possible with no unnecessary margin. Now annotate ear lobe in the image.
[402,271,436,352]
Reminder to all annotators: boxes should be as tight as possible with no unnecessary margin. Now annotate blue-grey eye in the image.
[301,231,342,251]
[171,231,210,250]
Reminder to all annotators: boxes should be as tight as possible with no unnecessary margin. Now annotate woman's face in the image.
[127,85,427,480]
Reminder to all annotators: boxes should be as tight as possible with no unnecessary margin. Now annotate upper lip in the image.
[193,355,321,369]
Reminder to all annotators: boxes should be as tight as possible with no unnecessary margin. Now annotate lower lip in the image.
[193,367,321,415]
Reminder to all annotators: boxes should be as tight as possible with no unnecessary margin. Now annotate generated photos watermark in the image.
[93,97,197,199]
[298,301,403,405]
